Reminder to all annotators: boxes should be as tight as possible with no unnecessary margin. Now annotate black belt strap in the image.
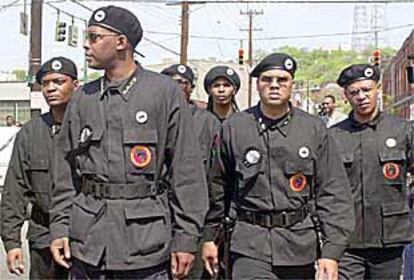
[31,205,49,227]
[81,177,161,200]
[238,205,310,228]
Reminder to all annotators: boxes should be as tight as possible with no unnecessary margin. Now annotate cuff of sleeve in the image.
[202,226,216,242]
[4,241,21,252]
[321,243,346,261]
[171,234,198,253]
[49,224,69,241]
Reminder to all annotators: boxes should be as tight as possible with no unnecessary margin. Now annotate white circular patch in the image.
[226,68,234,76]
[177,65,187,74]
[298,146,310,159]
[136,111,148,124]
[51,60,62,71]
[364,68,374,78]
[385,138,397,148]
[79,127,92,143]
[284,58,294,70]
[94,10,106,22]
[245,149,261,165]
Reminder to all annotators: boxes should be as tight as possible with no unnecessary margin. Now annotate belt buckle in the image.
[281,211,290,227]
[265,214,272,228]
[250,212,256,224]
[94,183,101,199]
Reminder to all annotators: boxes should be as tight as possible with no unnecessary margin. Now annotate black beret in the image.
[161,64,195,85]
[337,64,381,88]
[35,57,78,84]
[204,66,241,94]
[88,6,143,49]
[251,53,297,78]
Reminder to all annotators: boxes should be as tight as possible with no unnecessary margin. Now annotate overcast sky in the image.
[0,0,413,74]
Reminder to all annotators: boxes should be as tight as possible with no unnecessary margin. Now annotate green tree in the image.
[255,46,395,87]
[12,69,27,81]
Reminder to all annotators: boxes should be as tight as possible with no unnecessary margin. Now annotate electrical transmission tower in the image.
[352,1,387,51]
[370,3,386,49]
[352,4,370,51]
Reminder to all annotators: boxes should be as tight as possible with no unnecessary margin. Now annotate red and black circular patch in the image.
[383,162,400,180]
[130,145,152,168]
[289,173,307,192]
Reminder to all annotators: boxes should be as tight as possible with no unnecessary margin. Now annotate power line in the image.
[78,0,414,4]
[255,23,414,40]
[0,0,65,11]
[146,22,414,41]
[69,0,93,11]
[46,1,88,21]
[143,37,180,55]
[0,0,21,12]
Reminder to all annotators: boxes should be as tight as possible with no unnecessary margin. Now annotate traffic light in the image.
[55,22,67,42]
[238,48,244,65]
[68,25,78,47]
[373,50,381,66]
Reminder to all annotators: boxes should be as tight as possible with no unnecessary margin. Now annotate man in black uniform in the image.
[331,64,413,280]
[161,63,220,279]
[0,56,78,279]
[49,6,208,280]
[206,53,355,280]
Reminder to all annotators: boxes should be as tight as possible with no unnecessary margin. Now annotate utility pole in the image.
[180,1,189,64]
[29,0,43,117]
[240,9,262,107]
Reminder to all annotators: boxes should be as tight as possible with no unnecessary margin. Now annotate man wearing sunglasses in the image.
[49,6,208,280]
[206,53,355,280]
[0,56,78,279]
[331,64,413,280]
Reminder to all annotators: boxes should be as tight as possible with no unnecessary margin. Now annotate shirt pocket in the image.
[235,160,263,196]
[123,128,157,176]
[69,194,105,243]
[28,159,51,208]
[378,150,406,186]
[124,198,170,258]
[381,201,411,245]
[75,127,104,172]
[284,160,314,198]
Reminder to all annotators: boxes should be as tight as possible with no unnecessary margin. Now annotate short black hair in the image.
[324,94,336,103]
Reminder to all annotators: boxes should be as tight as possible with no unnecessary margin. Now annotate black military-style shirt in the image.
[207,104,355,265]
[49,66,209,270]
[330,112,412,248]
[1,113,59,251]
[189,102,220,175]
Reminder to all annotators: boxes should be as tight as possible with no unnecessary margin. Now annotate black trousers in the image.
[338,247,404,280]
[30,247,68,280]
[69,258,172,280]
[232,254,315,280]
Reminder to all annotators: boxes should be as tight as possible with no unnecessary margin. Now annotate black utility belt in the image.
[31,205,49,227]
[238,205,310,228]
[81,177,163,200]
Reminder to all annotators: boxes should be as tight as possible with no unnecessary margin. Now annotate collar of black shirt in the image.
[255,102,294,136]
[100,64,141,100]
[349,110,382,129]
